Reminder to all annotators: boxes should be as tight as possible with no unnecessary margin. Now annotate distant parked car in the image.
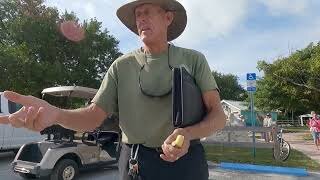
[0,92,44,153]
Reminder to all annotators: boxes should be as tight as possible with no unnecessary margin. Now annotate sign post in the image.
[247,73,256,158]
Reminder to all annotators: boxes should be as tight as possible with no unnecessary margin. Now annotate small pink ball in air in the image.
[60,20,85,42]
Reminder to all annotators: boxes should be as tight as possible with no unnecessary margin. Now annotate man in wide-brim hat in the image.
[117,0,187,42]
[112,1,226,179]
[0,0,226,180]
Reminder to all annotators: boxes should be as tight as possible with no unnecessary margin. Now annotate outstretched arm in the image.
[0,91,108,132]
[56,103,108,131]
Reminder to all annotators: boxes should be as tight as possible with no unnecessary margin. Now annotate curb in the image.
[219,162,308,176]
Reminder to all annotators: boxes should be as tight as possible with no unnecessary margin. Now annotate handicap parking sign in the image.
[246,73,256,92]
[247,73,256,81]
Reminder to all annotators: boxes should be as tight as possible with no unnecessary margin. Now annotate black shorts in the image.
[118,143,209,180]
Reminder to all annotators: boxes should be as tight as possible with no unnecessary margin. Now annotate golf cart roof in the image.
[41,86,98,99]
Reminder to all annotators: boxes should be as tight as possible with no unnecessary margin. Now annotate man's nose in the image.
[137,11,149,21]
[137,19,147,29]
[137,16,146,24]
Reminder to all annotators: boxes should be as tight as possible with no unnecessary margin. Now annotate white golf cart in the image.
[12,86,120,180]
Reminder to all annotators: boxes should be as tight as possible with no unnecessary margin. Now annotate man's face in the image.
[135,4,173,44]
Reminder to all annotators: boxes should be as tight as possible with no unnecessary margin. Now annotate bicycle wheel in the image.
[273,138,291,161]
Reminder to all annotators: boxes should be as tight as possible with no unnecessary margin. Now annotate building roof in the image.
[41,86,98,99]
[299,114,312,118]
[221,100,249,111]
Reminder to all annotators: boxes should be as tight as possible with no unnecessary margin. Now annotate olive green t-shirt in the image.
[92,45,218,147]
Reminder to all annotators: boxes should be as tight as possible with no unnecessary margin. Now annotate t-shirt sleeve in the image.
[91,62,118,114]
[194,53,219,93]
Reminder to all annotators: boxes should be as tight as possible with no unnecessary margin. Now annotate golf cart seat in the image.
[96,131,119,144]
[84,131,119,145]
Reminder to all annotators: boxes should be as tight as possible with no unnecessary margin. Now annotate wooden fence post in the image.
[272,126,280,161]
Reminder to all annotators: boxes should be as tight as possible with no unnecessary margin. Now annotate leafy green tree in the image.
[256,42,320,116]
[212,71,247,101]
[0,0,122,96]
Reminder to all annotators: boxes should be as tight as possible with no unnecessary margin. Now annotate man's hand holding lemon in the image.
[160,128,190,162]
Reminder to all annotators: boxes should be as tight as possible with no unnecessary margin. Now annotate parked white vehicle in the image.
[0,92,44,152]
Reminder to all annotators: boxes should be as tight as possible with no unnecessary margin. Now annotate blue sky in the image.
[44,0,320,86]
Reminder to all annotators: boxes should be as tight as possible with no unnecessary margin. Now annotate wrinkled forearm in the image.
[184,109,226,140]
[56,104,107,132]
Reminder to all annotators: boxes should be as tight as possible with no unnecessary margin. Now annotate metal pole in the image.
[250,92,256,158]
[292,109,294,125]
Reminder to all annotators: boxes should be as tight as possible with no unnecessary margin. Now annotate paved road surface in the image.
[283,132,320,163]
[1,152,320,180]
[0,152,118,180]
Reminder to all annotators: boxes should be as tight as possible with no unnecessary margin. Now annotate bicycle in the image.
[272,127,291,161]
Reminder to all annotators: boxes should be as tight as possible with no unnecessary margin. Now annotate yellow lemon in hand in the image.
[171,135,184,148]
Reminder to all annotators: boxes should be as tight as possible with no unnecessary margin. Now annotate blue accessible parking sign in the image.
[246,73,256,92]
[247,73,256,81]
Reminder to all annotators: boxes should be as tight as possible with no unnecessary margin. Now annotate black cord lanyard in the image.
[138,44,173,97]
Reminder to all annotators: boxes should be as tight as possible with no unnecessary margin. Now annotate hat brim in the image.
[116,0,187,41]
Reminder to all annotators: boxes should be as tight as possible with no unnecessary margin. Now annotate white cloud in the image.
[43,0,320,81]
[44,0,139,51]
[175,0,249,46]
[204,18,320,86]
[84,2,95,18]
[257,0,310,16]
[45,0,251,51]
[45,0,120,26]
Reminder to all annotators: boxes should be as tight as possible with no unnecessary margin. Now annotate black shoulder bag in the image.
[172,67,206,128]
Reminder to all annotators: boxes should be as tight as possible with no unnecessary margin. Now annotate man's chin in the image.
[141,36,154,45]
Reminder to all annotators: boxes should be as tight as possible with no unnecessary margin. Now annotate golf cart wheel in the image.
[273,139,291,161]
[50,159,79,180]
[19,173,36,179]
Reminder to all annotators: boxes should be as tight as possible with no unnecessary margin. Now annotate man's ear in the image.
[165,11,174,26]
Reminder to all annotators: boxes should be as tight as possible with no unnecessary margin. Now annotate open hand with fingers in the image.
[160,128,191,162]
[0,91,60,131]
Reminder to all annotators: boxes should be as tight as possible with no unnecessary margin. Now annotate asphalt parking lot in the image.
[1,152,320,180]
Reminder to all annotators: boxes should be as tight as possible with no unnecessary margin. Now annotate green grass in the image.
[204,145,320,171]
[302,133,313,141]
[282,126,309,133]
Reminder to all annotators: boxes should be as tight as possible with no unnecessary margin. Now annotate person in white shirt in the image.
[263,113,273,142]
[263,113,273,127]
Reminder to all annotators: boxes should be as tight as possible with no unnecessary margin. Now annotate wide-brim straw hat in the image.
[116,0,187,41]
